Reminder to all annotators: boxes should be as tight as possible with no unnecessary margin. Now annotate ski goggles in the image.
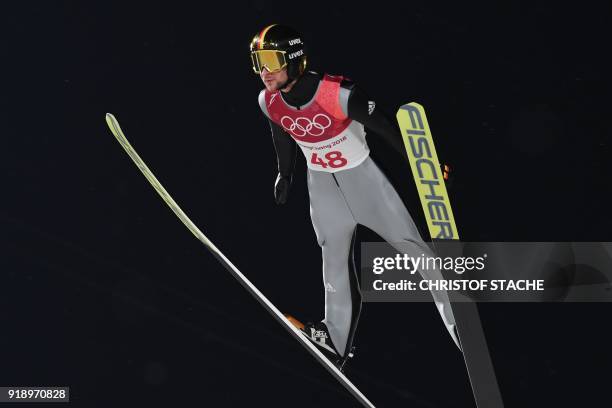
[251,50,287,74]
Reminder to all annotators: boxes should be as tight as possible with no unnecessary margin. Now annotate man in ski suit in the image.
[251,24,460,369]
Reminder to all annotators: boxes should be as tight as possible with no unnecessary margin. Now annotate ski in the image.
[104,113,376,408]
[396,103,505,408]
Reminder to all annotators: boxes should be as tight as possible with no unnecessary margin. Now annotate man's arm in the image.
[259,90,297,204]
[341,80,452,183]
[270,121,296,204]
[270,119,297,178]
[341,79,408,161]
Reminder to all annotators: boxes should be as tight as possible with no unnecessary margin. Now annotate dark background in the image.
[2,1,611,407]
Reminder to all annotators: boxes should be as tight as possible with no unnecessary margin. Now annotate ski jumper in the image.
[258,72,458,356]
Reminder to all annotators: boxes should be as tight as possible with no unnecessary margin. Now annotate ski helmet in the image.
[250,24,307,82]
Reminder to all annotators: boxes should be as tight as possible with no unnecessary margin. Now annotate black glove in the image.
[274,173,292,205]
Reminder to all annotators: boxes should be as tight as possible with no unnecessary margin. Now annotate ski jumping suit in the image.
[258,72,459,356]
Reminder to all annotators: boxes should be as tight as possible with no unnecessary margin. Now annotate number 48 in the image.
[310,151,347,169]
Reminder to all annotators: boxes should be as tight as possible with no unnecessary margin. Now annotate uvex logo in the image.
[288,49,304,59]
[288,38,302,46]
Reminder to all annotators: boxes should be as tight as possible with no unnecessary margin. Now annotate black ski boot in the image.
[285,315,355,372]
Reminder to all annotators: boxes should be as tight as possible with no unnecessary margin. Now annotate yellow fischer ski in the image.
[396,103,459,240]
[396,103,504,408]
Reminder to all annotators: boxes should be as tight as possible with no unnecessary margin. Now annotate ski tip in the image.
[105,113,120,137]
[397,101,422,110]
[105,113,119,131]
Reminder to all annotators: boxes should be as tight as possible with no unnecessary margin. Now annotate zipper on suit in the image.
[332,173,340,187]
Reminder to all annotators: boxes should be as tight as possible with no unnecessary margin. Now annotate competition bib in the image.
[265,74,370,172]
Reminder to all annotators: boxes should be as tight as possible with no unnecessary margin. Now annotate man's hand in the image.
[274,173,292,204]
[441,163,454,187]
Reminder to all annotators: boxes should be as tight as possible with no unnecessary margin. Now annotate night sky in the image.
[2,1,611,407]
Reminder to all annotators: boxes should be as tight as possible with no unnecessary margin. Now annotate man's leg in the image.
[334,158,460,348]
[307,169,361,357]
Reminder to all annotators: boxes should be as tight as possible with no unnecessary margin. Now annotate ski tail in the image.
[104,113,376,408]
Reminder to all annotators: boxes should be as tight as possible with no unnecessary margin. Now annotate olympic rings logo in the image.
[280,114,332,137]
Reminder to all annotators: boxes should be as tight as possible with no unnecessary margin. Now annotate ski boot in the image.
[285,315,355,372]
